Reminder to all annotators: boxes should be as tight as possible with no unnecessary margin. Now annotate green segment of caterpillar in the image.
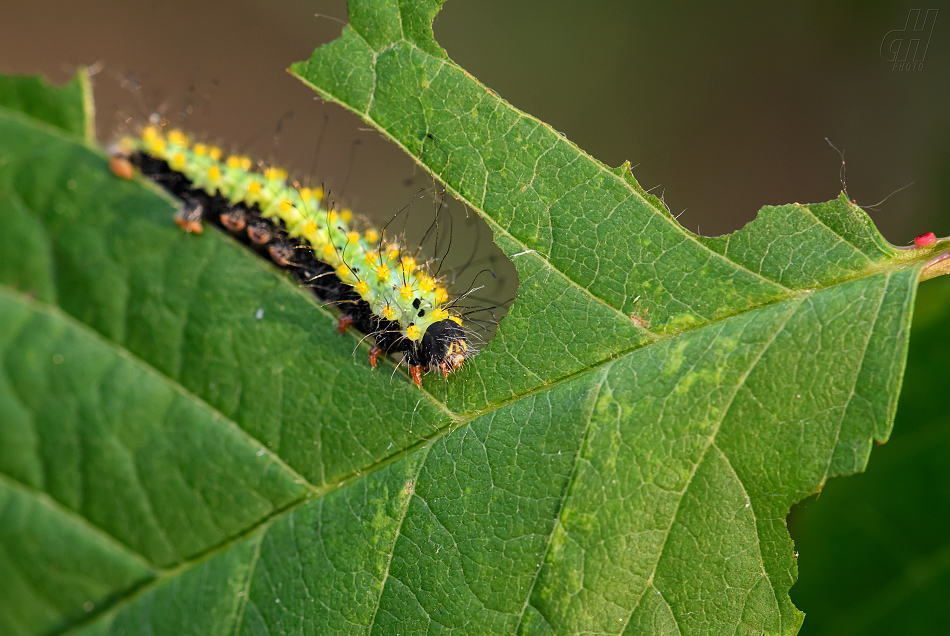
[120,127,463,345]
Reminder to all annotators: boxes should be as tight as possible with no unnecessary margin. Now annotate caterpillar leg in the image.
[368,346,384,368]
[174,200,204,234]
[268,242,296,267]
[246,218,274,245]
[410,365,423,387]
[219,208,247,232]
[337,314,354,335]
[110,156,135,180]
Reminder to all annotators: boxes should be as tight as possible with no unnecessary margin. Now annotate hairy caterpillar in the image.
[112,127,475,387]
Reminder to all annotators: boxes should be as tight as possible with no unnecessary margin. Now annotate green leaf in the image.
[789,275,950,636]
[0,1,948,633]
[0,72,92,140]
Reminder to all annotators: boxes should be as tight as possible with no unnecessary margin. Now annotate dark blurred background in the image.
[2,1,948,633]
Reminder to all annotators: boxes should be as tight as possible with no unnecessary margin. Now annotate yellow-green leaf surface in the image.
[1,2,948,634]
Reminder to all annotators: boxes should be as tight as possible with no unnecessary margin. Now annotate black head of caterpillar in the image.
[421,319,469,375]
[111,127,487,386]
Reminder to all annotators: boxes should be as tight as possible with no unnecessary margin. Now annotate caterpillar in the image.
[112,126,473,387]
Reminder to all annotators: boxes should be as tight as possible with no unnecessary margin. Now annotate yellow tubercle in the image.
[355,281,371,295]
[281,202,302,225]
[374,264,391,280]
[346,231,361,244]
[399,284,415,299]
[435,287,449,304]
[167,129,189,147]
[303,223,322,245]
[400,256,416,274]
[193,143,208,156]
[170,152,187,170]
[381,303,397,321]
[336,264,354,282]
[406,325,421,341]
[247,181,262,195]
[209,146,223,161]
[322,243,337,258]
[364,229,380,244]
[431,308,449,321]
[226,156,252,171]
[341,208,353,223]
[207,165,222,181]
[449,315,463,325]
[147,137,166,156]
[141,126,160,141]
[419,275,436,293]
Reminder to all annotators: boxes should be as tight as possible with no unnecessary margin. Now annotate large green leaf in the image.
[789,274,950,635]
[0,1,948,633]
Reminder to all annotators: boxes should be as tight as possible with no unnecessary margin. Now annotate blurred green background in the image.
[1,1,948,633]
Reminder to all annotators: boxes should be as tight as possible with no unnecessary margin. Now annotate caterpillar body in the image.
[113,127,472,387]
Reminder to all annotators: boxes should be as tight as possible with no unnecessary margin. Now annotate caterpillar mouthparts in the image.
[112,127,474,386]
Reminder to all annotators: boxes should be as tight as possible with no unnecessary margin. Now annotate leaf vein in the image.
[0,472,154,571]
[624,296,805,626]
[228,529,265,636]
[365,443,431,634]
[513,365,612,630]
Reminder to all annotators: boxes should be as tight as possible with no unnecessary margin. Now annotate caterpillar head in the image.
[421,319,470,377]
